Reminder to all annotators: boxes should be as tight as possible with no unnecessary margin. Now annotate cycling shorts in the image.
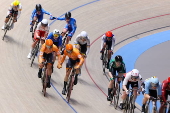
[34,30,45,41]
[122,81,138,91]
[66,58,80,68]
[42,53,53,63]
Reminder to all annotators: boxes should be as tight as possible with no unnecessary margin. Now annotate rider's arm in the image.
[42,9,52,16]
[86,37,90,55]
[158,82,162,96]
[122,73,130,92]
[144,81,150,95]
[56,17,65,20]
[58,36,62,48]
[46,32,53,39]
[17,4,22,19]
[38,45,45,63]
[60,51,67,64]
[101,35,105,50]
[68,19,77,37]
[54,46,61,64]
[111,36,115,51]
[77,54,84,67]
[162,81,167,102]
[30,9,36,22]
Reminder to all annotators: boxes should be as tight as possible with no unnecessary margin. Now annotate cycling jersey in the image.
[123,71,142,87]
[56,17,77,37]
[46,32,62,47]
[39,44,60,63]
[162,79,170,102]
[30,9,52,23]
[8,2,22,19]
[101,34,115,50]
[144,78,162,95]
[109,59,126,72]
[74,34,90,55]
[60,48,84,67]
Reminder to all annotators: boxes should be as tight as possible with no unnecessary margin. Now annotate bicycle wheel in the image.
[152,106,158,113]
[128,96,134,113]
[66,75,74,103]
[2,29,8,40]
[30,43,39,67]
[60,37,66,55]
[113,82,120,109]
[42,68,47,97]
[123,97,129,113]
[145,103,149,113]
[2,17,13,40]
[102,50,107,73]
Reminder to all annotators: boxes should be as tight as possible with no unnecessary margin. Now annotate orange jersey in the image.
[39,44,60,63]
[61,48,84,66]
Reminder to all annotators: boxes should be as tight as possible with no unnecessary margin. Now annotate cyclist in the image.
[107,55,126,101]
[119,69,143,109]
[58,44,84,95]
[100,31,115,69]
[46,29,62,50]
[30,4,53,32]
[27,19,50,59]
[55,12,77,45]
[38,39,61,88]
[159,77,170,112]
[74,31,90,58]
[141,76,162,113]
[2,0,22,30]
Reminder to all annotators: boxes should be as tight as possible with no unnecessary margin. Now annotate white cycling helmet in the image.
[53,29,60,37]
[41,19,48,27]
[131,69,139,79]
[80,31,88,38]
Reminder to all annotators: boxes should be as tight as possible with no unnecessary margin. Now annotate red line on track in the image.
[84,13,170,96]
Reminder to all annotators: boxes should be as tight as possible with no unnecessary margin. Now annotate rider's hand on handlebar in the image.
[74,65,80,69]
[49,16,57,20]
[36,36,40,39]
[57,64,62,69]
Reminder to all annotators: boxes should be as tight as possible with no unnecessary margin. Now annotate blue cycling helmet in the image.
[150,77,159,87]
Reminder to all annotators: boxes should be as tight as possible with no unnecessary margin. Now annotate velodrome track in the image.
[0,0,170,113]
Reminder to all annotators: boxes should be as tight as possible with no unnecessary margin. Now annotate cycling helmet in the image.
[53,29,60,37]
[115,55,123,62]
[41,19,48,27]
[167,77,170,83]
[80,31,88,38]
[13,0,20,6]
[36,4,42,11]
[45,39,53,49]
[105,31,113,38]
[65,12,71,19]
[131,69,139,79]
[66,44,73,53]
[150,77,159,87]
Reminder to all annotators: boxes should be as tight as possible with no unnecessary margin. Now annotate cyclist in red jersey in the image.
[159,77,170,112]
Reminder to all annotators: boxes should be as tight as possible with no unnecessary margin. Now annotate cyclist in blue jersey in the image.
[46,29,62,50]
[55,12,77,45]
[141,77,162,113]
[30,4,53,32]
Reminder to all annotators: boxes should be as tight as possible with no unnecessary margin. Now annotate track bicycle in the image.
[123,89,138,113]
[66,67,78,103]
[30,39,41,67]
[163,100,170,113]
[145,97,159,113]
[110,75,122,109]
[2,14,14,40]
[41,61,48,97]
[101,45,108,73]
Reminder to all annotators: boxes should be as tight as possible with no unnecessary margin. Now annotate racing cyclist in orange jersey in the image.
[58,44,84,95]
[38,39,61,88]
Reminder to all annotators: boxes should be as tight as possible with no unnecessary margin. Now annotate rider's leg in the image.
[142,93,150,112]
[107,80,114,101]
[46,63,52,88]
[38,58,45,78]
[62,68,71,95]
[100,43,106,60]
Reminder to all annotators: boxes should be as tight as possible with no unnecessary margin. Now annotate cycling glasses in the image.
[46,45,52,49]
[41,23,48,27]
[151,82,158,87]
[66,49,73,53]
[131,76,139,79]
[53,34,59,38]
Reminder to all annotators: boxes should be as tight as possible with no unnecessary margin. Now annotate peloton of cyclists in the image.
[107,55,126,101]
[100,31,115,69]
[38,39,61,88]
[119,69,143,109]
[2,0,22,30]
[58,44,84,95]
[30,4,53,32]
[141,76,162,113]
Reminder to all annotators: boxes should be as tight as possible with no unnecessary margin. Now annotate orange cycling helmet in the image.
[66,44,73,53]
[13,0,20,6]
[45,39,53,48]
[167,77,170,83]
[105,31,113,38]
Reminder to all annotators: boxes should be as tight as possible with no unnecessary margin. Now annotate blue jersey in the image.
[30,9,52,22]
[46,32,62,47]
[57,17,77,37]
[144,79,162,95]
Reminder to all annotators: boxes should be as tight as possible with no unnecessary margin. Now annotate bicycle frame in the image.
[60,33,68,55]
[102,45,108,73]
[145,97,159,113]
[2,15,14,40]
[66,67,76,103]
[32,21,39,39]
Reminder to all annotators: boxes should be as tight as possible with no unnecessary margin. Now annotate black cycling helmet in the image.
[36,4,42,11]
[115,55,123,62]
[65,12,71,19]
